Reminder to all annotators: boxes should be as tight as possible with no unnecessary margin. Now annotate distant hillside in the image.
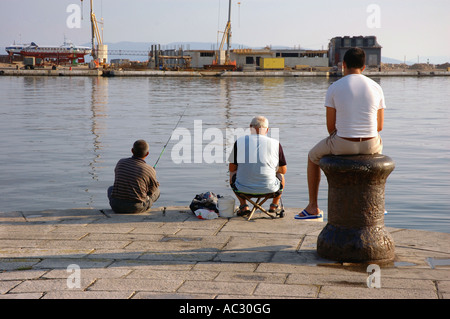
[382,56,450,65]
[381,56,407,65]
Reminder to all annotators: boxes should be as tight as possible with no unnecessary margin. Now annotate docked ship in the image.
[6,41,91,64]
[5,43,29,55]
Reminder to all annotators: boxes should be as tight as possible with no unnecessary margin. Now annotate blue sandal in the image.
[294,209,322,220]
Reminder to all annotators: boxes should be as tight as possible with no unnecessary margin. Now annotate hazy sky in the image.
[1,0,449,63]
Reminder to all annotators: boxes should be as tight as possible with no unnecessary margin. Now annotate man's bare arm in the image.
[326,107,337,135]
[377,108,384,132]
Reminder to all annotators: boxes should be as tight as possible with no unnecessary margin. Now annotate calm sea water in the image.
[0,75,449,233]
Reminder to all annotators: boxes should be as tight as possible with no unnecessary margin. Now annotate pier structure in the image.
[0,206,449,299]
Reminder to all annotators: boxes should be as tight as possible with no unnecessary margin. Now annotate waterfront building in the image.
[231,48,273,71]
[274,49,328,69]
[328,36,382,67]
[186,50,216,69]
[186,48,329,70]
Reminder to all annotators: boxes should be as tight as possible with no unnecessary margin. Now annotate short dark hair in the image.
[132,139,149,158]
[343,47,366,69]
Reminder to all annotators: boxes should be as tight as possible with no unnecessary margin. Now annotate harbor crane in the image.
[81,0,106,64]
[205,0,236,70]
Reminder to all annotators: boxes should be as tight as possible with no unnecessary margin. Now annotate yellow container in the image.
[260,58,284,69]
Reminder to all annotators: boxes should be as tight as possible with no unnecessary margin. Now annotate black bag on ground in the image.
[189,191,222,214]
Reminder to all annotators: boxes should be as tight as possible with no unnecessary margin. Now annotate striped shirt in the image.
[111,156,159,203]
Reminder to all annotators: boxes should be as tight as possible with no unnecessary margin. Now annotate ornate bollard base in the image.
[317,154,395,263]
[317,224,395,263]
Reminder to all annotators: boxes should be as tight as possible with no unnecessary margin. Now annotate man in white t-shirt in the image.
[296,47,385,219]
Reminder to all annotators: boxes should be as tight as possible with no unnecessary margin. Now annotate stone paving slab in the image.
[0,206,449,302]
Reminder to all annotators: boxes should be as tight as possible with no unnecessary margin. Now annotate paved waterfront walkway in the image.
[0,207,449,300]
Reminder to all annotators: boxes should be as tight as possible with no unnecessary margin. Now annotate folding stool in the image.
[234,191,285,221]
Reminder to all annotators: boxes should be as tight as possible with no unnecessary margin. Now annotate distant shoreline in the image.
[1,68,449,77]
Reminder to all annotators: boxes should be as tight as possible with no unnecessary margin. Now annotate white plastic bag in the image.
[194,209,218,220]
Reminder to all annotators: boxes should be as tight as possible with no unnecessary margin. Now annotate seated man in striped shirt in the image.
[107,140,160,214]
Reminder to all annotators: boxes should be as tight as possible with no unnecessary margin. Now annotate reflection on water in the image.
[87,77,108,205]
[0,76,449,233]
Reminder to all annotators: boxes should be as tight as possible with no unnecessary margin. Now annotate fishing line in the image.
[153,104,189,168]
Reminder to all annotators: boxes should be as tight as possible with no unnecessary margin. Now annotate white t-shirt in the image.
[325,74,386,138]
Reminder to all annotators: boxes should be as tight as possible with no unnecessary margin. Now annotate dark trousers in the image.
[107,186,160,214]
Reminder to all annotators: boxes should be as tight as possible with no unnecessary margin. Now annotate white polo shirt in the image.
[325,74,386,138]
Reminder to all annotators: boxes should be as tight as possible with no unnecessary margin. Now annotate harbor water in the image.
[0,75,449,233]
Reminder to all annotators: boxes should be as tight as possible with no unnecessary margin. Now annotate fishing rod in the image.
[153,104,189,168]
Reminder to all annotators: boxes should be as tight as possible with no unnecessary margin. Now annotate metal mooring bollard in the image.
[317,154,395,263]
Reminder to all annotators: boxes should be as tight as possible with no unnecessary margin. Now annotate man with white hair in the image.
[229,116,287,216]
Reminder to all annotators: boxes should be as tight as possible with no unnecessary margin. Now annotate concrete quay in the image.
[0,68,102,76]
[0,207,449,300]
